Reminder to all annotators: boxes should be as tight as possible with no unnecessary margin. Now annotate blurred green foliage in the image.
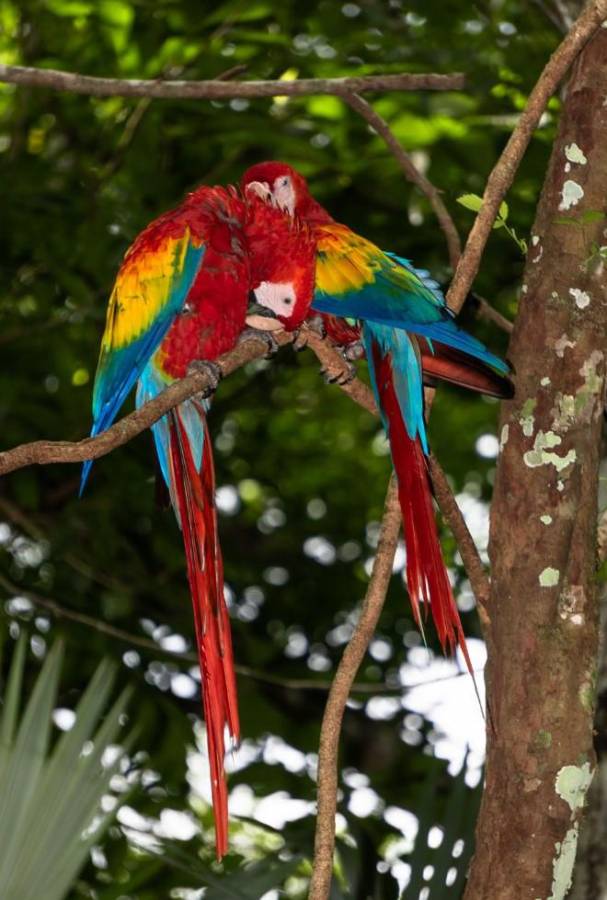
[0,0,564,896]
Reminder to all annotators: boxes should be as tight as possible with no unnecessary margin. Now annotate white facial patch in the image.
[273,175,296,215]
[254,280,297,319]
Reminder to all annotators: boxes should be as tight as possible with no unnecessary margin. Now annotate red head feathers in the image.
[241,161,332,225]
[242,169,317,330]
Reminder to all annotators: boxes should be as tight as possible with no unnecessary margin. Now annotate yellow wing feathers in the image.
[315,225,380,296]
[101,231,195,352]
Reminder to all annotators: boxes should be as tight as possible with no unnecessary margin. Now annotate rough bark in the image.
[569,582,607,899]
[465,29,607,900]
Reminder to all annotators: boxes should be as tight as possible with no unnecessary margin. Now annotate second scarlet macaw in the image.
[241,161,513,673]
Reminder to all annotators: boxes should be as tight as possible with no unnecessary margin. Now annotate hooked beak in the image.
[245,180,273,204]
[246,293,284,332]
[247,292,277,318]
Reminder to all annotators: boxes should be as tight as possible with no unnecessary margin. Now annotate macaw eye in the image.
[282,178,289,186]
[283,297,293,305]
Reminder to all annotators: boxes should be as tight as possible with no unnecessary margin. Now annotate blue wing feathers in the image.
[80,241,205,495]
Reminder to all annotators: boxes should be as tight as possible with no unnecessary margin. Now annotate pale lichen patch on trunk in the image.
[569,287,591,308]
[559,179,585,211]
[548,825,580,900]
[539,567,560,587]
[520,398,537,437]
[523,431,577,472]
[548,764,595,900]
[564,143,588,165]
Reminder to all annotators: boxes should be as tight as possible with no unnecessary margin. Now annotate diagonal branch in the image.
[341,92,462,270]
[0,326,490,612]
[0,65,464,100]
[0,330,294,475]
[308,475,402,900]
[446,0,607,314]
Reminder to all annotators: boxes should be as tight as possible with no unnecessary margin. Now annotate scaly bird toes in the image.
[292,329,308,352]
[293,316,327,352]
[320,360,357,386]
[238,327,279,359]
[307,315,327,339]
[187,359,223,398]
[343,340,365,362]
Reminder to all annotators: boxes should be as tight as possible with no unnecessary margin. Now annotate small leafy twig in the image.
[457,193,527,255]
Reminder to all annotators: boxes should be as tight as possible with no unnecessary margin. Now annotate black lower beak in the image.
[247,295,278,318]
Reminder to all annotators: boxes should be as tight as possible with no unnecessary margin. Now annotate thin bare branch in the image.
[0,65,464,100]
[471,293,514,334]
[0,327,490,611]
[308,475,402,900]
[446,0,607,314]
[341,92,462,269]
[341,96,514,336]
[0,573,480,694]
[428,455,491,631]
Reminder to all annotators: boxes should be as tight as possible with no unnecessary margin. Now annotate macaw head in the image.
[242,183,316,332]
[241,161,307,216]
[241,160,333,225]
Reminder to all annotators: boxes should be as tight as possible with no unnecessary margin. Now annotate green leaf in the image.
[499,200,509,220]
[0,640,135,900]
[456,193,483,212]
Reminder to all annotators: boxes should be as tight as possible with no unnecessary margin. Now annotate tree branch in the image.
[0,330,294,475]
[0,573,478,694]
[446,0,607,314]
[308,475,402,900]
[0,65,464,100]
[470,293,514,334]
[341,92,462,270]
[0,327,490,615]
[428,455,491,630]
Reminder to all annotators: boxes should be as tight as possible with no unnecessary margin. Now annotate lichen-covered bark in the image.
[569,582,607,899]
[465,29,607,900]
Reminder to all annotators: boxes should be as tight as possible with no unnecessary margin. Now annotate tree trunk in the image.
[569,579,607,899]
[465,28,607,900]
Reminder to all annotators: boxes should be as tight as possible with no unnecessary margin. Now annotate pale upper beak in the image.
[245,181,273,204]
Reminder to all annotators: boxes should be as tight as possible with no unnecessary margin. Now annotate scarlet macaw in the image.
[80,185,309,857]
[241,162,512,672]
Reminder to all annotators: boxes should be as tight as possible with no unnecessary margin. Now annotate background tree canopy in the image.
[0,1,565,897]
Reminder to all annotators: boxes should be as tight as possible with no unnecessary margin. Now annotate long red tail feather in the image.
[417,338,514,399]
[169,408,239,859]
[372,346,475,676]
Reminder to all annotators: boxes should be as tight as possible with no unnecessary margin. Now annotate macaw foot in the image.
[293,316,327,352]
[320,359,357,386]
[187,359,223,398]
[342,339,365,361]
[238,327,279,359]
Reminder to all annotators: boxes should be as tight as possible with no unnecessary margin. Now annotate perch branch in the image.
[308,475,402,900]
[341,92,462,269]
[0,65,464,100]
[446,0,607,314]
[0,327,489,613]
[0,330,293,475]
